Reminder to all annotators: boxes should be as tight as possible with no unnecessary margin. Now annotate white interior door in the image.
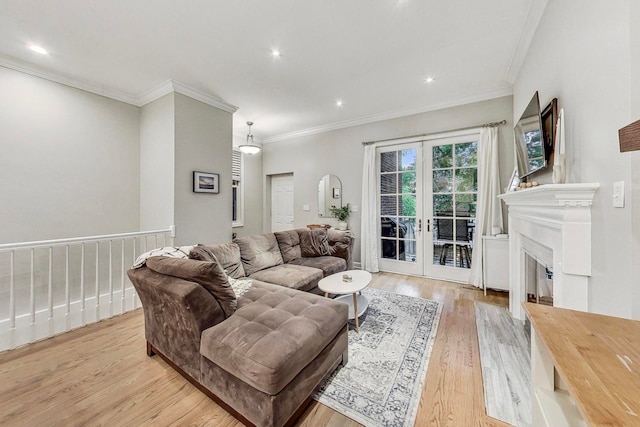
[424,134,479,283]
[271,174,294,232]
[377,143,423,275]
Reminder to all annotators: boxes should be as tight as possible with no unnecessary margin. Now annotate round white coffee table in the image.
[318,270,372,332]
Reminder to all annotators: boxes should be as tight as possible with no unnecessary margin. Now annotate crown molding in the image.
[138,80,238,113]
[0,54,140,105]
[262,86,513,143]
[504,0,549,84]
[0,55,238,112]
[3,53,508,139]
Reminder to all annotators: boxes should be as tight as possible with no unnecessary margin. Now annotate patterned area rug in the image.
[313,288,442,427]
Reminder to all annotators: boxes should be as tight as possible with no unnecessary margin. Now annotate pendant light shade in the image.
[239,121,261,155]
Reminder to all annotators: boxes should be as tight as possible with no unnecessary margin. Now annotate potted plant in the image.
[329,203,350,230]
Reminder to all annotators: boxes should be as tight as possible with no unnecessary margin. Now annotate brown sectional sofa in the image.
[128,228,354,427]
[234,228,353,293]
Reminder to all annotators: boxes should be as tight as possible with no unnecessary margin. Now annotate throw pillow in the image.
[299,228,331,257]
[192,243,246,279]
[274,230,302,263]
[234,233,284,276]
[146,256,237,318]
[188,244,217,262]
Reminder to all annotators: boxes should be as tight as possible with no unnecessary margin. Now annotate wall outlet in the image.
[613,181,625,208]
[351,205,359,212]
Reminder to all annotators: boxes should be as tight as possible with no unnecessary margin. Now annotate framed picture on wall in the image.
[193,171,219,194]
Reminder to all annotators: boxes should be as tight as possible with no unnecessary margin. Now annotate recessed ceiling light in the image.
[271,49,281,57]
[28,44,48,55]
[425,77,435,84]
[336,100,344,107]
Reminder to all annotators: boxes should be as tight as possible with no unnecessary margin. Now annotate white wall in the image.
[0,66,140,243]
[139,93,175,231]
[174,93,233,245]
[232,135,264,238]
[262,96,514,264]
[139,92,233,245]
[514,0,635,317]
[631,1,640,319]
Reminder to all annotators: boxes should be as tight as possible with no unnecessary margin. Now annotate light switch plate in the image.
[613,181,625,208]
[303,204,310,211]
[351,205,359,212]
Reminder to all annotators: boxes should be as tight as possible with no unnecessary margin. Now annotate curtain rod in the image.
[361,119,507,146]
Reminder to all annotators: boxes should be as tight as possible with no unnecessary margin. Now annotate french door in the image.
[376,134,478,283]
[377,143,423,275]
[424,135,478,283]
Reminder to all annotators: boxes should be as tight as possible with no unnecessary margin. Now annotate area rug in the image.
[475,302,531,427]
[313,288,442,427]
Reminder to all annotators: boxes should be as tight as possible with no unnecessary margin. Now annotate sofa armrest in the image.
[327,230,355,270]
[127,267,226,380]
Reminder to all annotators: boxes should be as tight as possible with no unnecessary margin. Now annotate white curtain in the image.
[360,144,379,272]
[469,126,503,288]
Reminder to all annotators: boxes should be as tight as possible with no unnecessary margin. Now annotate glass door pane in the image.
[378,144,422,275]
[425,136,478,283]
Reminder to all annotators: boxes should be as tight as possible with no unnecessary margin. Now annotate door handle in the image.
[418,219,422,233]
[427,219,431,232]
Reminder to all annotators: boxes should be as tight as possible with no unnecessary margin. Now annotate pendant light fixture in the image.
[239,121,261,155]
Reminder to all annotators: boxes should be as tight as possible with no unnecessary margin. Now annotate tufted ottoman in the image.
[199,281,349,427]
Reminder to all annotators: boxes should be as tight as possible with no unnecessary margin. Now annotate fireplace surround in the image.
[498,183,599,320]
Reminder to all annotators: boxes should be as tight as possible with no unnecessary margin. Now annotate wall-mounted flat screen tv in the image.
[514,91,545,179]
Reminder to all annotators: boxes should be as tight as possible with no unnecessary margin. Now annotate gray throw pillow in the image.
[234,234,284,276]
[299,228,331,257]
[146,256,237,318]
[191,243,246,279]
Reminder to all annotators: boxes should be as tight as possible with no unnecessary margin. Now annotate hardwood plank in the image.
[0,272,509,426]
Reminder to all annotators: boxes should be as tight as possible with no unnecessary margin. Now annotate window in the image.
[232,149,244,227]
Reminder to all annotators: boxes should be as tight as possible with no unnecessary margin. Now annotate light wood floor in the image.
[0,272,510,427]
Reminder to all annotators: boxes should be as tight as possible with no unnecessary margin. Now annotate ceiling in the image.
[0,0,539,142]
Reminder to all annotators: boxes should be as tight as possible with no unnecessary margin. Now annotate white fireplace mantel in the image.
[498,183,600,207]
[498,183,599,320]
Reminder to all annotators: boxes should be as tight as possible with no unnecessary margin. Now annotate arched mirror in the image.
[318,174,342,217]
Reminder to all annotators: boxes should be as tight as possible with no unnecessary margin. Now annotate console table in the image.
[524,302,640,426]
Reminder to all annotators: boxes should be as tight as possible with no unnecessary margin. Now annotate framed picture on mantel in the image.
[541,98,558,164]
[193,171,219,194]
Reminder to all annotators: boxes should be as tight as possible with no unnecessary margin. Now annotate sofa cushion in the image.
[146,256,237,317]
[248,264,323,292]
[299,228,331,257]
[188,244,217,262]
[190,242,246,279]
[274,230,302,263]
[234,233,283,276]
[289,256,347,277]
[200,281,348,395]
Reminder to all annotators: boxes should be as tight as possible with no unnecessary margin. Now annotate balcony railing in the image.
[0,227,174,352]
